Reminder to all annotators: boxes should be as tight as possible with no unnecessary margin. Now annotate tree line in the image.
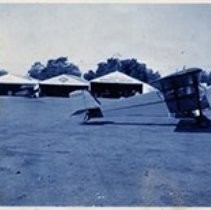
[84,57,160,84]
[28,57,81,80]
[1,56,211,85]
[27,56,160,85]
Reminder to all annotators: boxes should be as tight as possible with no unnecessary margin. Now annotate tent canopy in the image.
[0,73,37,85]
[91,71,156,94]
[91,71,142,85]
[40,74,89,87]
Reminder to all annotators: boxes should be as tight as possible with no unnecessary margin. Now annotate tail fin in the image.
[69,90,103,121]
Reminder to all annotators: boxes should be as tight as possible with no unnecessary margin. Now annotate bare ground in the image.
[0,97,211,206]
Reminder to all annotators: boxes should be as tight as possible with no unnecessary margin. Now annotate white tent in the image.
[40,74,88,86]
[0,73,37,85]
[0,73,38,96]
[91,71,142,85]
[91,71,156,93]
[142,82,157,94]
[90,71,156,98]
[39,74,89,97]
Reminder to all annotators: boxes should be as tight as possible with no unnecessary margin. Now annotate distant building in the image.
[0,73,37,96]
[90,71,155,98]
[39,74,89,97]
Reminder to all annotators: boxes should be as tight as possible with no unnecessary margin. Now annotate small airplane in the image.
[151,68,210,127]
[70,68,211,128]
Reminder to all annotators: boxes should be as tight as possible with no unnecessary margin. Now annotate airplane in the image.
[70,68,211,128]
[151,67,210,127]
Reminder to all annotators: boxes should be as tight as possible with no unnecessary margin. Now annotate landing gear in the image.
[83,107,104,122]
[83,110,90,122]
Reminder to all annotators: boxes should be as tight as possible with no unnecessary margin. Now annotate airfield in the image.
[1,96,211,206]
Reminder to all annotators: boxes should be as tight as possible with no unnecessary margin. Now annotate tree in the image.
[83,57,160,84]
[28,57,81,80]
[0,69,8,76]
[84,70,96,81]
[28,62,45,79]
[146,69,160,83]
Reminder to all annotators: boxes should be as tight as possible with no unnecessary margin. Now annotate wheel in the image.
[83,110,90,122]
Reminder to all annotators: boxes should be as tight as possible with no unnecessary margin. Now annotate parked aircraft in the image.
[71,68,211,128]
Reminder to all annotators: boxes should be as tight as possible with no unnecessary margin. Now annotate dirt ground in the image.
[0,97,211,206]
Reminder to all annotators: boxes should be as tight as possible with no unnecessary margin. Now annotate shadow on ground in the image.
[175,119,211,133]
[82,120,177,127]
[83,119,211,133]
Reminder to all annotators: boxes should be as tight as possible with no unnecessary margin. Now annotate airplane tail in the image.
[69,90,103,121]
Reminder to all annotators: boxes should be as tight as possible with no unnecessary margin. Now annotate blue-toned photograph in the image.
[0,3,211,206]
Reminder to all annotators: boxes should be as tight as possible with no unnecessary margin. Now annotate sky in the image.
[0,3,211,76]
